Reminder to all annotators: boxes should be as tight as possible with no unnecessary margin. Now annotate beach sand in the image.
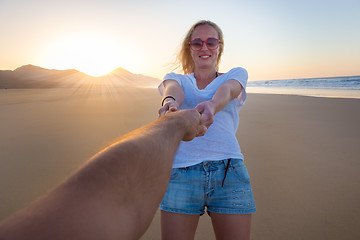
[1,88,359,239]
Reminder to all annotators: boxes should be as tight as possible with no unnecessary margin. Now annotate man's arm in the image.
[195,79,243,130]
[0,109,202,240]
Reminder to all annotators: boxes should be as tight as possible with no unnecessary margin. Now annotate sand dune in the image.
[0,88,359,239]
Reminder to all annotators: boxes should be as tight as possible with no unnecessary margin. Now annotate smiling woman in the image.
[41,34,131,76]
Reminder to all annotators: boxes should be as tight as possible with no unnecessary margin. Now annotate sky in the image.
[0,0,359,81]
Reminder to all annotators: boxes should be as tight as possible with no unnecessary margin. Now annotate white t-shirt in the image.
[158,67,248,168]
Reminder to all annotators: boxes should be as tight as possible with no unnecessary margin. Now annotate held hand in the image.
[178,109,206,141]
[195,100,216,131]
[159,109,207,141]
[158,100,179,116]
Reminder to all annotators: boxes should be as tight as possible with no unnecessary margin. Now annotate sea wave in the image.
[248,76,360,90]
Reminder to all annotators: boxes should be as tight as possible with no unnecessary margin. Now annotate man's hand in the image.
[159,109,207,140]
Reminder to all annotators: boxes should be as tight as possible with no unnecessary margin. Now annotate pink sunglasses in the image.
[189,38,220,51]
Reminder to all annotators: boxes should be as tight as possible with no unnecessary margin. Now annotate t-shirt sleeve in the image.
[228,67,248,107]
[158,72,182,96]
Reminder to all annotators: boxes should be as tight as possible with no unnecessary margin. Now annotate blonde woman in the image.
[158,20,256,240]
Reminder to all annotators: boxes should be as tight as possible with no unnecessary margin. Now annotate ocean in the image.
[247,76,360,99]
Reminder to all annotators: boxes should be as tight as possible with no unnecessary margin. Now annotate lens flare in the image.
[41,34,130,77]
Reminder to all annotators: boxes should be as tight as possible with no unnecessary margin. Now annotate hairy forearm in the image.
[87,112,189,201]
[67,113,189,238]
[0,110,200,240]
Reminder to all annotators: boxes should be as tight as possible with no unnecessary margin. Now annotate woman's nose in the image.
[200,42,209,50]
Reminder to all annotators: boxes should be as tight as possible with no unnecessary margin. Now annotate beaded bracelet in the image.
[161,96,176,106]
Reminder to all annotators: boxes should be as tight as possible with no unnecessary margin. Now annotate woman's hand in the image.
[195,100,217,131]
[158,99,180,116]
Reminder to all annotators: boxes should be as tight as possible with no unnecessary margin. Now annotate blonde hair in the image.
[176,20,224,74]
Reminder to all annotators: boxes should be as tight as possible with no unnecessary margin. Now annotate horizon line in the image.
[1,64,360,81]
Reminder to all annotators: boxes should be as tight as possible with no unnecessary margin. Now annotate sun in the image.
[41,34,130,76]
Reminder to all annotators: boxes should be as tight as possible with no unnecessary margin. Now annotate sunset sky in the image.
[1,0,359,80]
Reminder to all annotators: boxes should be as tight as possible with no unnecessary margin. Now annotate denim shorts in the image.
[160,158,256,215]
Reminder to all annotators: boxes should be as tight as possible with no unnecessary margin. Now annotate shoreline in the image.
[246,86,360,99]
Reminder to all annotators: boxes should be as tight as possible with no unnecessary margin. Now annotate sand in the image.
[1,88,359,239]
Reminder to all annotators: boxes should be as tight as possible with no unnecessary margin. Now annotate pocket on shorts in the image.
[169,167,187,180]
[170,168,180,180]
[228,159,251,184]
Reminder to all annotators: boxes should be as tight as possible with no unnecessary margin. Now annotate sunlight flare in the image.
[41,34,132,76]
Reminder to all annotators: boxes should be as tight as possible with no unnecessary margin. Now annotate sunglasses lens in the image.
[190,38,219,51]
[206,38,219,50]
[190,39,203,51]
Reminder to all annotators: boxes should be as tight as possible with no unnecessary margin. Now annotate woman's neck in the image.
[193,69,218,89]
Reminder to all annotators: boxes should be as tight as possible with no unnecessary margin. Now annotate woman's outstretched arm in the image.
[158,79,185,115]
[195,79,243,130]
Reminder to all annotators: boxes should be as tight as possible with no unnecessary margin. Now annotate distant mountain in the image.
[0,64,161,89]
[0,65,86,89]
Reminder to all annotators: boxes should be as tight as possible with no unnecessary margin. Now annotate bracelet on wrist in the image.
[161,96,176,106]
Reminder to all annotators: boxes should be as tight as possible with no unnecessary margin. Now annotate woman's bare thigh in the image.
[210,213,252,240]
[161,211,200,240]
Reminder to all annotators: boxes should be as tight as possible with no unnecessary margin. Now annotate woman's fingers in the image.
[159,101,180,117]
